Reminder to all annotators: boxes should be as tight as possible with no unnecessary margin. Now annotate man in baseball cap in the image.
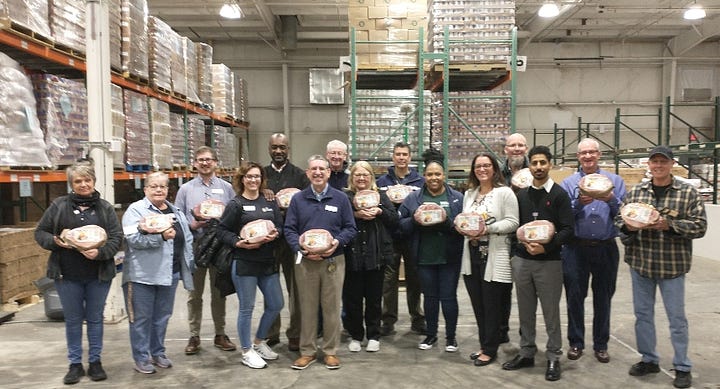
[648,145,674,160]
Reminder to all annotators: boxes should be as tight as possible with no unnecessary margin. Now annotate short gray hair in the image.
[145,171,169,186]
[326,140,347,152]
[307,155,329,168]
[66,162,95,185]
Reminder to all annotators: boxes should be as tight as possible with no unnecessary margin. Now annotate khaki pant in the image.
[296,254,345,356]
[187,265,227,336]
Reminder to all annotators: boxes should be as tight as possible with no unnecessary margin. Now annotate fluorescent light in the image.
[219,2,243,19]
[684,5,706,20]
[538,2,560,18]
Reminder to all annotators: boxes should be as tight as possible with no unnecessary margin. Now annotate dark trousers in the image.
[417,262,461,339]
[382,241,424,328]
[562,240,619,351]
[342,268,384,341]
[463,255,512,357]
[268,240,301,340]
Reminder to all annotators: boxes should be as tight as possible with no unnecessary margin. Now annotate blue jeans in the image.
[630,268,691,372]
[231,261,284,350]
[417,262,461,339]
[54,278,112,364]
[562,242,619,351]
[122,275,179,363]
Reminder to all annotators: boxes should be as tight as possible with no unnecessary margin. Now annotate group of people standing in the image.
[35,133,706,389]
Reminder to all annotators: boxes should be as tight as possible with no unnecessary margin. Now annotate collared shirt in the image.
[561,169,625,241]
[270,162,287,173]
[174,175,236,236]
[312,184,329,202]
[531,177,555,193]
[615,177,707,279]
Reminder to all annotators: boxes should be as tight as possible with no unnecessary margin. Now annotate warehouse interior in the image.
[0,0,719,387]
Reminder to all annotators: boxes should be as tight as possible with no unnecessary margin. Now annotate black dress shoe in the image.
[545,360,561,381]
[567,346,583,360]
[470,351,483,360]
[502,355,535,370]
[474,354,496,367]
[594,350,610,363]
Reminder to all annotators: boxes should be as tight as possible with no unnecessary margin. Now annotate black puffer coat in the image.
[343,189,398,272]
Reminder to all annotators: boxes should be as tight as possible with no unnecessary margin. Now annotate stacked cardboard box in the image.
[348,0,428,68]
[109,0,122,70]
[0,226,47,303]
[123,89,151,166]
[183,37,200,104]
[49,0,85,54]
[430,90,511,168]
[209,125,238,169]
[197,42,213,106]
[211,64,235,117]
[234,75,249,123]
[148,16,173,92]
[169,29,186,98]
[111,83,126,169]
[121,0,149,79]
[149,98,171,170]
[169,113,207,167]
[32,74,88,167]
[185,115,206,161]
[0,0,51,38]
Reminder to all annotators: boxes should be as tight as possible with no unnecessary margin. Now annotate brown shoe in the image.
[291,355,316,370]
[567,346,583,360]
[288,337,300,352]
[214,335,237,351]
[594,350,610,363]
[324,355,341,370]
[185,336,200,355]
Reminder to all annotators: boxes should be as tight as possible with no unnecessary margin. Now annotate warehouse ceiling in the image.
[147,0,720,54]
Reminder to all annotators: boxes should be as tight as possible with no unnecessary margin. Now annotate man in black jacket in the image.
[263,133,310,351]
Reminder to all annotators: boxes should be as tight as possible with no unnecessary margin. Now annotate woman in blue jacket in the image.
[398,149,464,352]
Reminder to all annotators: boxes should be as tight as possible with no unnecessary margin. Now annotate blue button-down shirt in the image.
[560,168,626,241]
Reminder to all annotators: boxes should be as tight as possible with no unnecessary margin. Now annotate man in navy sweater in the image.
[284,155,357,370]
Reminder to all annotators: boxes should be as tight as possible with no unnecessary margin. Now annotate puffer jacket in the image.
[344,189,399,271]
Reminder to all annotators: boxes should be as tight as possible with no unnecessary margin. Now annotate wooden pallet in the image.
[125,164,151,172]
[52,41,85,60]
[171,91,187,101]
[1,293,40,313]
[432,62,507,72]
[121,71,150,86]
[0,165,52,171]
[0,20,53,46]
[357,64,418,72]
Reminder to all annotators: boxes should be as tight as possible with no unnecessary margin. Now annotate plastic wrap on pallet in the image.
[430,90,510,168]
[0,0,52,40]
[210,125,238,169]
[108,0,122,71]
[169,29,187,98]
[111,83,126,169]
[347,89,431,170]
[149,98,171,170]
[0,53,51,167]
[31,73,88,167]
[147,16,172,92]
[49,0,86,54]
[169,112,186,166]
[234,75,248,123]
[183,37,200,104]
[186,115,206,160]
[197,42,213,107]
[123,89,150,166]
[211,64,235,117]
[121,0,149,80]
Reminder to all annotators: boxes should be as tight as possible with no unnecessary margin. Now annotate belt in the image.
[573,238,614,247]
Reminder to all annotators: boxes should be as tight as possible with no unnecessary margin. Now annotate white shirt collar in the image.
[531,178,555,193]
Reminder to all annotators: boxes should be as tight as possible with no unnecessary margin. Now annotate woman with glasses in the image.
[121,172,195,374]
[342,161,398,353]
[459,153,519,366]
[216,162,284,369]
[34,161,124,385]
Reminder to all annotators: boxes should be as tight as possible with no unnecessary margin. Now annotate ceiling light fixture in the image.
[219,1,243,19]
[683,3,706,20]
[538,2,561,18]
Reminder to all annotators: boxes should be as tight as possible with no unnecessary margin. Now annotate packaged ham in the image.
[415,203,447,226]
[139,214,175,234]
[60,225,107,250]
[240,219,276,244]
[620,202,660,229]
[511,168,533,190]
[386,184,414,204]
[516,220,555,244]
[579,173,614,198]
[299,229,334,254]
[193,199,225,219]
[276,188,301,209]
[454,212,486,236]
[353,190,380,209]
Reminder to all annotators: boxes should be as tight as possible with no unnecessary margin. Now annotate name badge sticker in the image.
[325,205,338,213]
[262,207,273,212]
[243,205,256,211]
[211,188,224,194]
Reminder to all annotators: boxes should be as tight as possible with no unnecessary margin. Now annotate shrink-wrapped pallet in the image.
[169,29,186,97]
[183,37,200,103]
[211,64,235,117]
[31,73,88,167]
[108,0,122,70]
[210,125,238,168]
[0,53,51,167]
[149,98,171,170]
[49,0,85,54]
[234,75,248,123]
[121,0,149,79]
[197,42,213,107]
[123,89,150,166]
[148,16,172,92]
[186,115,206,160]
[169,112,192,167]
[111,83,126,168]
[0,0,51,39]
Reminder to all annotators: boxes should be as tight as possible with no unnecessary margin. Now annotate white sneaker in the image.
[348,339,362,352]
[241,349,267,369]
[366,339,380,352]
[253,340,279,360]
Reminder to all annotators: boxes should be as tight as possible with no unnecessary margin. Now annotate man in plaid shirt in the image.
[615,146,707,389]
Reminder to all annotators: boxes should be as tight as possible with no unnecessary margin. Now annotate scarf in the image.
[70,190,101,207]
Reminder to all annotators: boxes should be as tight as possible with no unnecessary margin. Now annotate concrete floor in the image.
[1,252,719,389]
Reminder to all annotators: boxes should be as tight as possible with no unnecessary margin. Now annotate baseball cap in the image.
[649,145,674,160]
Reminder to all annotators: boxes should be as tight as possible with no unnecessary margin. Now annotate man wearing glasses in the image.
[502,133,529,186]
[175,146,237,355]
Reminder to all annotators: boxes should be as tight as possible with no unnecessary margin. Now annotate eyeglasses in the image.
[474,163,493,170]
[196,157,216,163]
[578,150,599,156]
[327,151,346,156]
[244,174,262,181]
[146,185,168,190]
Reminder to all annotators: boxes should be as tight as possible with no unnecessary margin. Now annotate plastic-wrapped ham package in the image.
[386,184,414,204]
[620,202,660,229]
[511,168,533,190]
[414,203,447,226]
[139,214,175,234]
[193,199,225,219]
[516,220,555,244]
[299,229,334,254]
[353,190,380,210]
[579,173,614,198]
[60,225,107,250]
[276,188,301,209]
[454,212,486,236]
[240,219,276,244]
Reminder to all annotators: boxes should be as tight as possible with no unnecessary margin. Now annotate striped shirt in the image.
[615,177,707,279]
